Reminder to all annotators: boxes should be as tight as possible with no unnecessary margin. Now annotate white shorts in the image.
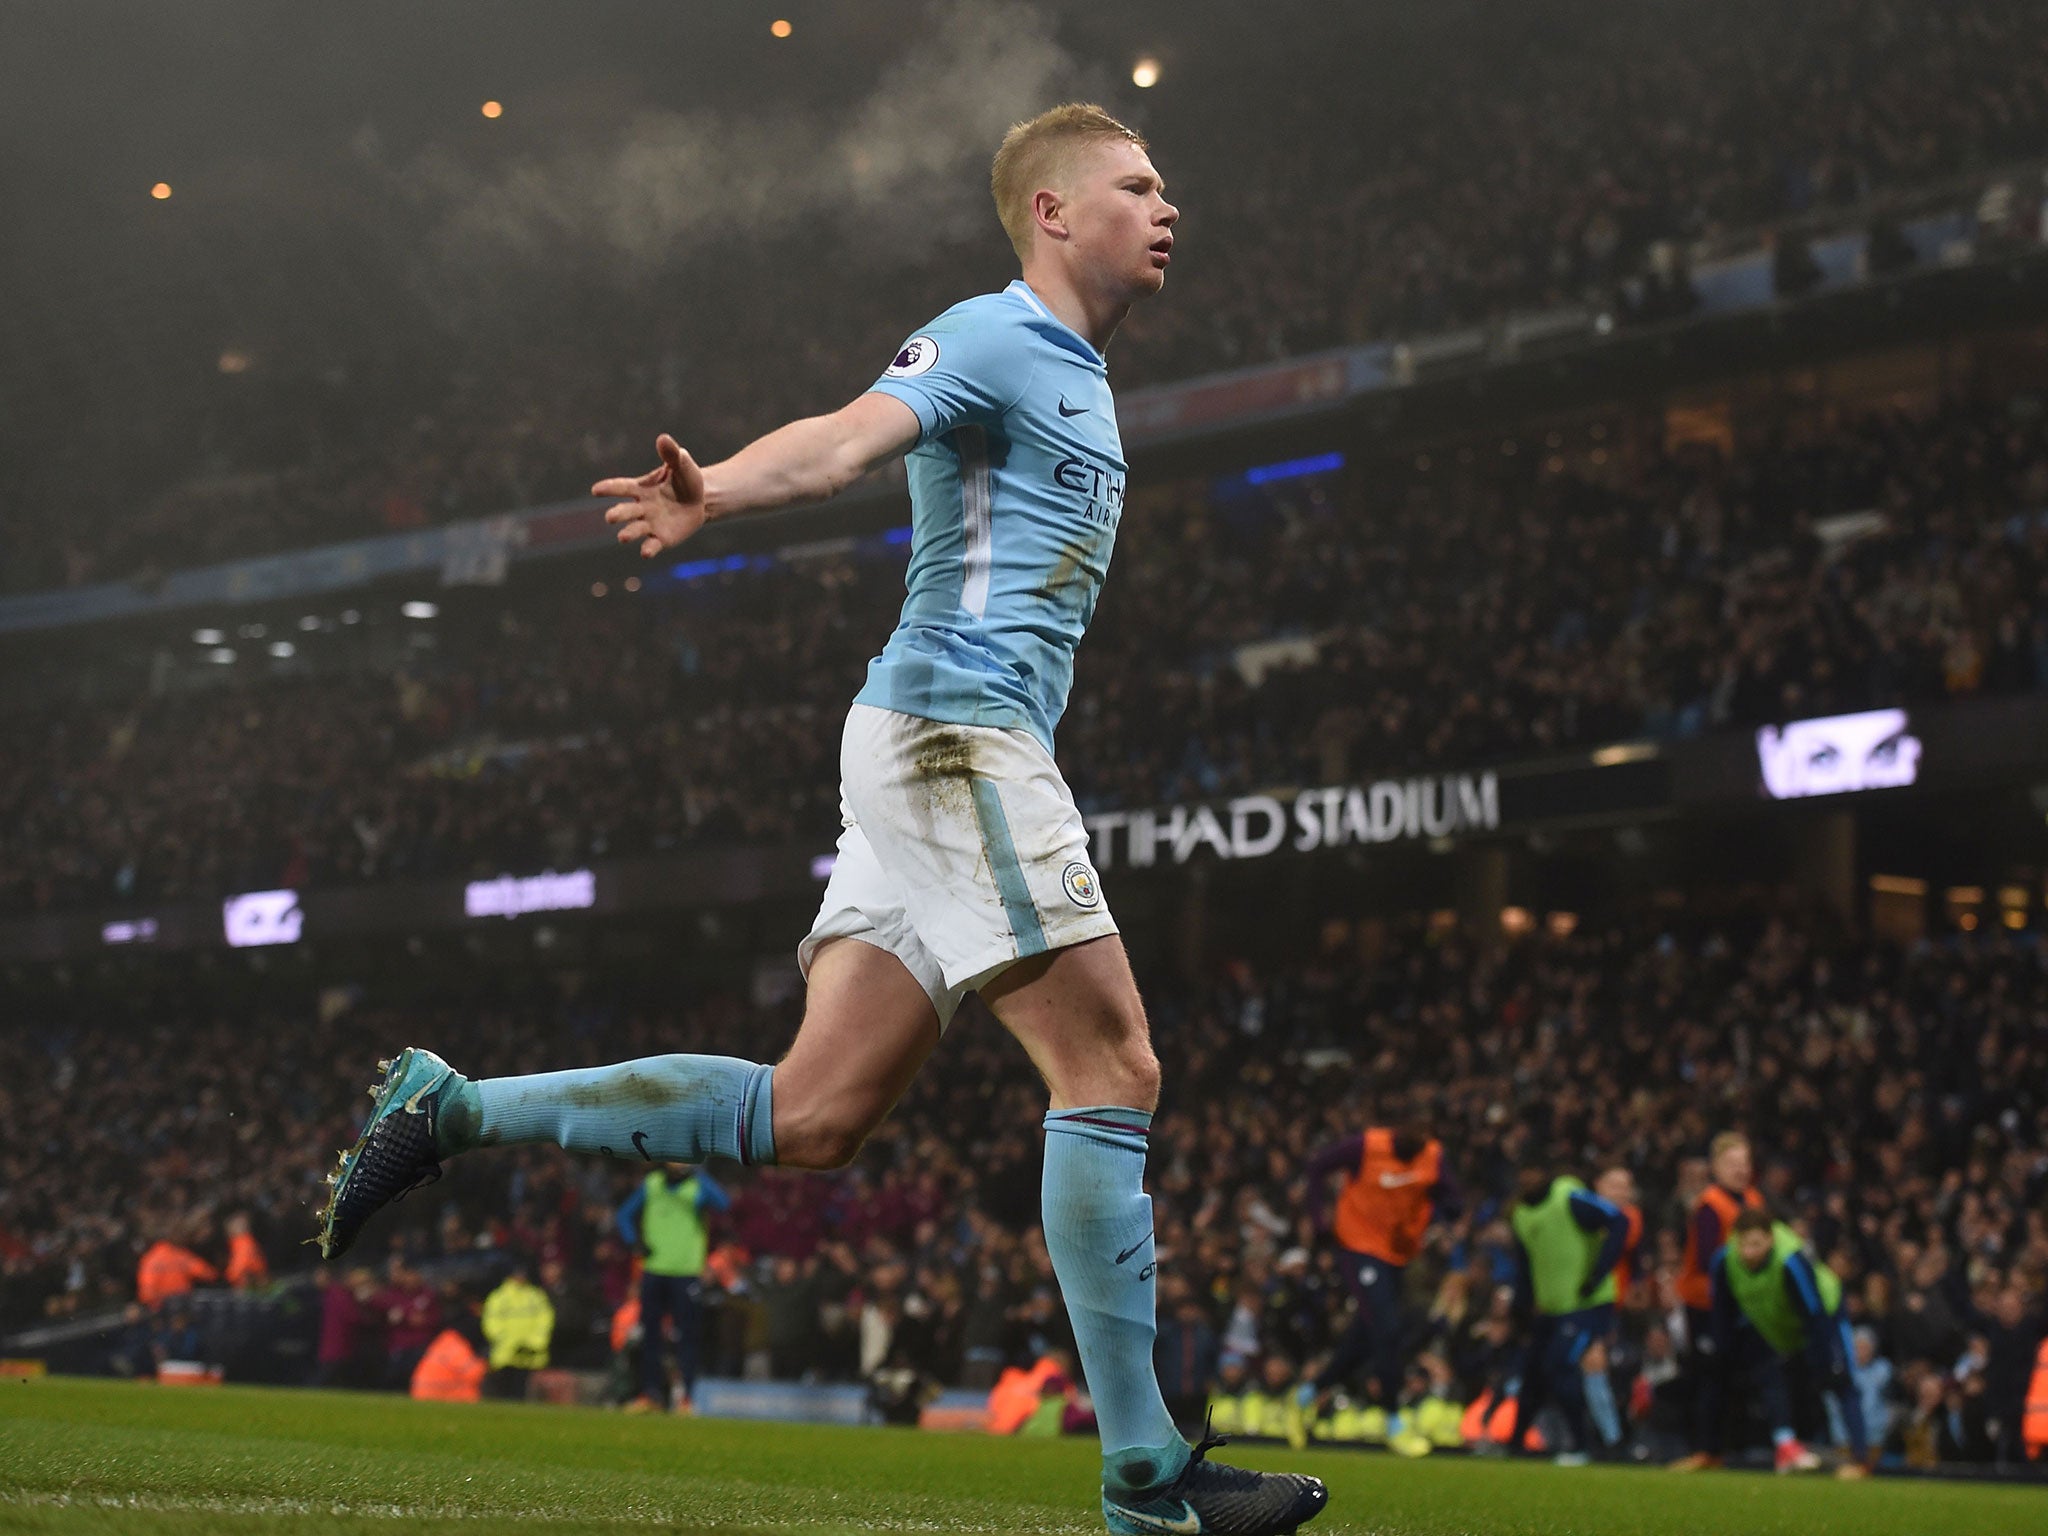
[798,703,1119,1029]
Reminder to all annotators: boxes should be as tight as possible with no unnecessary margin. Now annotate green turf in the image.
[0,1377,2036,1536]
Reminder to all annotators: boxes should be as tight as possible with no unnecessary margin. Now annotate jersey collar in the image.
[1006,280,1105,369]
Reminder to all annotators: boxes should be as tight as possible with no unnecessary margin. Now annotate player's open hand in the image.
[595,434,707,558]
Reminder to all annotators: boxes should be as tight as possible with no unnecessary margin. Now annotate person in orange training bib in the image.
[1303,1122,1458,1418]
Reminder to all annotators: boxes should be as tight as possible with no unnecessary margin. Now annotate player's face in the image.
[1735,1229,1773,1270]
[1062,139,1178,299]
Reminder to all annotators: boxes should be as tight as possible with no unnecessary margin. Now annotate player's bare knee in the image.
[791,1126,867,1171]
[1107,991,1160,1105]
[1116,1037,1162,1110]
[1082,1006,1160,1108]
[774,1097,875,1171]
[1058,995,1159,1108]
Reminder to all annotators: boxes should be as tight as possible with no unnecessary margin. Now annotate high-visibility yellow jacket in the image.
[480,1277,555,1371]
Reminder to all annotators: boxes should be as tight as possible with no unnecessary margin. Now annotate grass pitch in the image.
[0,1376,2036,1535]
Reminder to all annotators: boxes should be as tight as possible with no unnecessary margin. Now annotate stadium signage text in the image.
[1755,708,1921,800]
[463,868,597,920]
[1083,773,1500,870]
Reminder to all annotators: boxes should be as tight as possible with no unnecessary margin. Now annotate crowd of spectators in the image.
[3,912,2043,1465]
[10,0,2048,589]
[6,387,2048,917]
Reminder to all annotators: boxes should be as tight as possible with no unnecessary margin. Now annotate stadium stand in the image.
[2,916,2043,1465]
[4,390,2046,916]
[6,0,2048,589]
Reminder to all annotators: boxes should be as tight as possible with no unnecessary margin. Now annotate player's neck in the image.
[1018,268,1128,356]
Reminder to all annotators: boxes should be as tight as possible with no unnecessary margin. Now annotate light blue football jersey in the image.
[857,279,1126,753]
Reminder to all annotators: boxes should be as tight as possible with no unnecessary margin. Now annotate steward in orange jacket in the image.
[2023,1336,2048,1460]
[224,1215,268,1290]
[137,1240,218,1308]
[410,1328,487,1402]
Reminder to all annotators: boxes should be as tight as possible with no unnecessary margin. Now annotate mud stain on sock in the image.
[560,1063,701,1112]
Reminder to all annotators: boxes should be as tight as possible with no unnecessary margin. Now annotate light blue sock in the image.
[1041,1107,1188,1495]
[1583,1366,1622,1447]
[438,1056,776,1166]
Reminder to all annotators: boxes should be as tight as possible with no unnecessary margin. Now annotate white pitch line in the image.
[0,1488,1091,1533]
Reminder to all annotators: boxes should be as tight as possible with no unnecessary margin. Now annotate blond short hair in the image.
[990,103,1147,262]
[1709,1132,1749,1162]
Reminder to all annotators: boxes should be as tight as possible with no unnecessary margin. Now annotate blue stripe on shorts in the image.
[969,778,1048,958]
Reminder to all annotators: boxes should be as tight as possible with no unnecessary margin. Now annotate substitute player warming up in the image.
[315,103,1327,1536]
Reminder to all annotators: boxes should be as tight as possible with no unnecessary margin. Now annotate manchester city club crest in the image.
[1061,861,1100,909]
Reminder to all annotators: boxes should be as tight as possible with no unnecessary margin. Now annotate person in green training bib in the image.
[616,1161,730,1410]
[1706,1208,1870,1476]
[1507,1167,1632,1462]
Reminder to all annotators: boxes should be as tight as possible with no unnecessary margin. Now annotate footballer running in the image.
[317,103,1329,1536]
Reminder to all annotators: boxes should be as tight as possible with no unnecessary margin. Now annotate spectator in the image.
[1851,1328,1897,1452]
[224,1213,268,1292]
[311,1266,376,1390]
[1981,1286,2045,1466]
[480,1261,556,1401]
[374,1257,441,1392]
[1153,1277,1220,1435]
[135,1231,218,1311]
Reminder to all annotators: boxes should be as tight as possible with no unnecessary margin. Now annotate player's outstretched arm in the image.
[596,393,920,558]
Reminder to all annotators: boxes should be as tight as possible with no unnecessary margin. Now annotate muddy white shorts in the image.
[798,703,1118,1029]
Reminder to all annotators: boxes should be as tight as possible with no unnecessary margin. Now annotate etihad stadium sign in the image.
[1083,773,1500,870]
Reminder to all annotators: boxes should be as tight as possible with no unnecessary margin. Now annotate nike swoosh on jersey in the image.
[1378,1170,1425,1188]
[1105,1500,1200,1534]
[1115,1232,1154,1265]
[1057,397,1089,416]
